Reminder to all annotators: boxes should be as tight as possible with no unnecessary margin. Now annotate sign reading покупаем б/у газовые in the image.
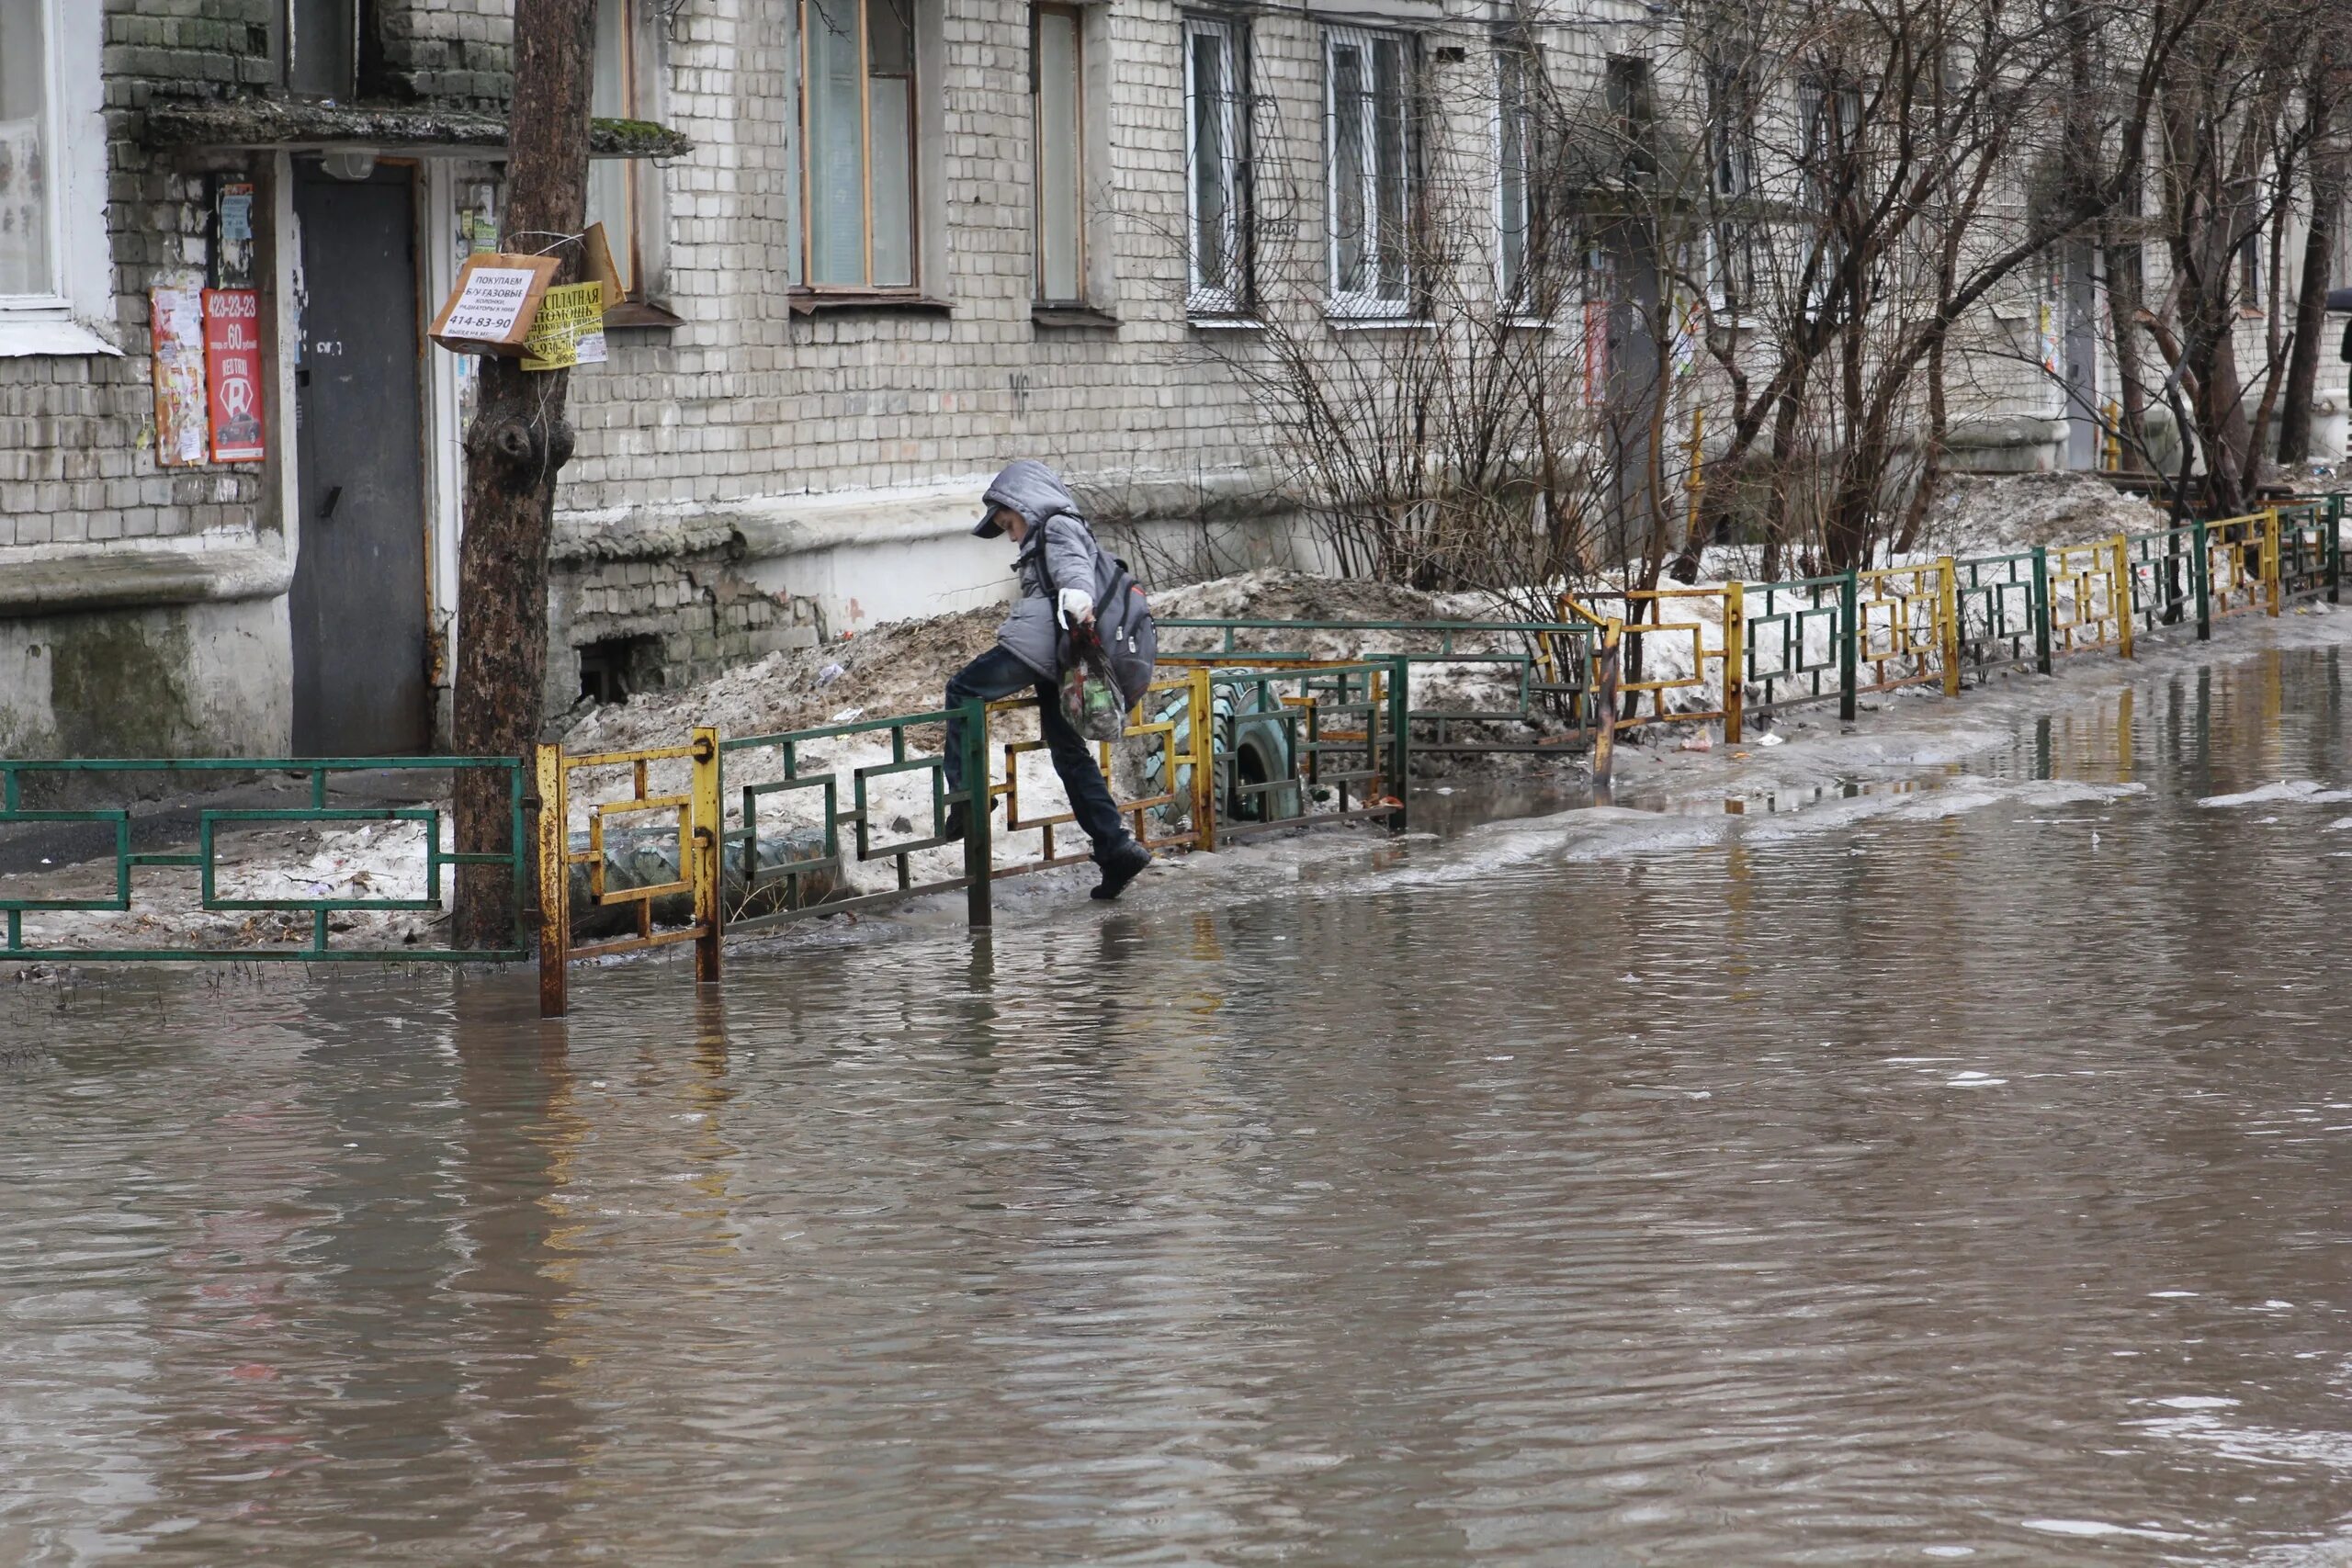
[429,254,560,355]
[520,282,610,372]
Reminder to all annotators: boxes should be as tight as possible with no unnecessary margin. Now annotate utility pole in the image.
[452,0,597,948]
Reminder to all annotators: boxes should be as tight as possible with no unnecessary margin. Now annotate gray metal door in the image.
[1605,224,1662,540]
[291,161,429,756]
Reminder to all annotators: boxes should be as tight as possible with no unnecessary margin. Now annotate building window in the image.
[1605,56,1655,185]
[285,0,358,98]
[1033,4,1084,305]
[2237,227,2264,311]
[1325,26,1415,316]
[0,0,106,353]
[589,0,666,306]
[1496,45,1536,306]
[1705,226,1759,319]
[1708,62,1753,199]
[0,0,57,299]
[1184,15,1249,315]
[801,0,917,290]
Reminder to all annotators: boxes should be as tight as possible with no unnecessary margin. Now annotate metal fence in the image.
[9,495,2341,1006]
[1157,616,1600,752]
[0,756,528,964]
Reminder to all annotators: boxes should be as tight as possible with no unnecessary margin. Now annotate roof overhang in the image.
[143,98,693,160]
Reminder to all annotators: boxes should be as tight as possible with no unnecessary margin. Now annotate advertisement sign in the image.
[521,282,610,372]
[429,253,560,355]
[201,288,266,465]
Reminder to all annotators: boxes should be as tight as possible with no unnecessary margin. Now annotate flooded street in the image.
[7,646,2352,1565]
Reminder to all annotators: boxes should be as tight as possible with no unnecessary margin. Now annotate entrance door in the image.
[2064,244,2101,471]
[291,160,429,755]
[1603,223,1663,542]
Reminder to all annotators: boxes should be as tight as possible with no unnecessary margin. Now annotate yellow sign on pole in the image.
[521,282,610,372]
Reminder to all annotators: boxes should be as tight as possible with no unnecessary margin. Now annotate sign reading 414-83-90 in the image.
[201,288,266,465]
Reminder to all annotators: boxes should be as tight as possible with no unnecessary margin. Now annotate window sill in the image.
[1188,315,1266,332]
[789,289,953,318]
[0,315,123,359]
[1328,314,1435,332]
[1033,304,1121,330]
[604,299,684,331]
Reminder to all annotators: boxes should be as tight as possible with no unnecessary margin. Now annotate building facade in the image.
[2,0,2342,758]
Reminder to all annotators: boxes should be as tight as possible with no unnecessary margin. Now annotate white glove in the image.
[1057,587,1094,628]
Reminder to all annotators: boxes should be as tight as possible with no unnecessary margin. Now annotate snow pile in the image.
[2,816,455,953]
[1918,472,2171,559]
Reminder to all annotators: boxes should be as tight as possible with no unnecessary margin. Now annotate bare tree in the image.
[452,0,598,950]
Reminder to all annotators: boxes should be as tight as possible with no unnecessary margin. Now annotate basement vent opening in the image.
[578,636,662,705]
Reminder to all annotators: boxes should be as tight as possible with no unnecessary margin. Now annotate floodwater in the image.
[6,647,2352,1566]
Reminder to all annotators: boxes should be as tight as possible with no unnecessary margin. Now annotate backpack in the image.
[1043,544,1157,740]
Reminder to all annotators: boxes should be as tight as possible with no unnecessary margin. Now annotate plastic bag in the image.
[1062,630,1128,742]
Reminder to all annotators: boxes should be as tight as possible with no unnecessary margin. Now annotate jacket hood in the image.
[974,459,1081,538]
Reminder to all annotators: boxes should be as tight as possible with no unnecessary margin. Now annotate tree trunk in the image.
[452,0,598,951]
[2279,121,2342,462]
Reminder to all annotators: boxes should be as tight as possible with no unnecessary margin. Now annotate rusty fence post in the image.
[690,726,722,986]
[535,742,568,1019]
[1187,667,1216,852]
[1721,581,1745,746]
[2264,507,2283,616]
[1936,556,1962,697]
[1592,621,1623,802]
[2111,535,2134,660]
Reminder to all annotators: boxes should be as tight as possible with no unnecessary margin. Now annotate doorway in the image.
[291,158,429,755]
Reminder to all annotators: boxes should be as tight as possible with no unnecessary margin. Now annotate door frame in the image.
[284,152,435,755]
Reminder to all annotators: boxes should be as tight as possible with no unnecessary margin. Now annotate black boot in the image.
[1091,837,1153,900]
[943,795,998,840]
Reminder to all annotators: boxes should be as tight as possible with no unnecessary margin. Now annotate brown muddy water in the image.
[6,648,2352,1566]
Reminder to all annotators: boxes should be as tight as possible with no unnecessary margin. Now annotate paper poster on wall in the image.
[150,287,211,468]
[429,253,560,355]
[213,179,256,289]
[1580,299,1611,410]
[202,288,267,464]
[520,282,609,372]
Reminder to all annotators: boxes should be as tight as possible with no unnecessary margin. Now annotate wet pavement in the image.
[6,646,2352,1564]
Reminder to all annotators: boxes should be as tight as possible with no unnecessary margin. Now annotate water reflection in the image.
[5,646,2352,1563]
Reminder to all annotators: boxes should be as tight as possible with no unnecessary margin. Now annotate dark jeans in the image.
[943,645,1130,860]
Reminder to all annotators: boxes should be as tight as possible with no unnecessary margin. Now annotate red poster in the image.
[202,288,266,464]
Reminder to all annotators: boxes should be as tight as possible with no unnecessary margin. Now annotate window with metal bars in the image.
[1184,14,1250,315]
[1325,25,1416,316]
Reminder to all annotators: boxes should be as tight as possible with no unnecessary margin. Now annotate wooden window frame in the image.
[797,0,922,297]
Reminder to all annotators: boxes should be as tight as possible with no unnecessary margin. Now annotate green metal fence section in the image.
[1951,551,2044,680]
[717,703,994,936]
[2278,499,2338,601]
[1158,616,1597,752]
[1172,658,1413,838]
[1741,575,1849,718]
[0,757,528,963]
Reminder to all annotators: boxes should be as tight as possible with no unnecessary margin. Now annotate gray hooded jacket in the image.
[980,461,1152,693]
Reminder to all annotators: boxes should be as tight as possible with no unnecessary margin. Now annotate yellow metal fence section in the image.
[536,728,723,1018]
[2205,511,2277,621]
[2047,536,2133,660]
[987,668,1215,875]
[1853,558,1960,697]
[1559,585,1745,742]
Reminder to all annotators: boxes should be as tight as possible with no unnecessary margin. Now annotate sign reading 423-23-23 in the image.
[201,288,266,465]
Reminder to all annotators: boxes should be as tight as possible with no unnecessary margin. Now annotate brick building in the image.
[1,0,2341,758]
